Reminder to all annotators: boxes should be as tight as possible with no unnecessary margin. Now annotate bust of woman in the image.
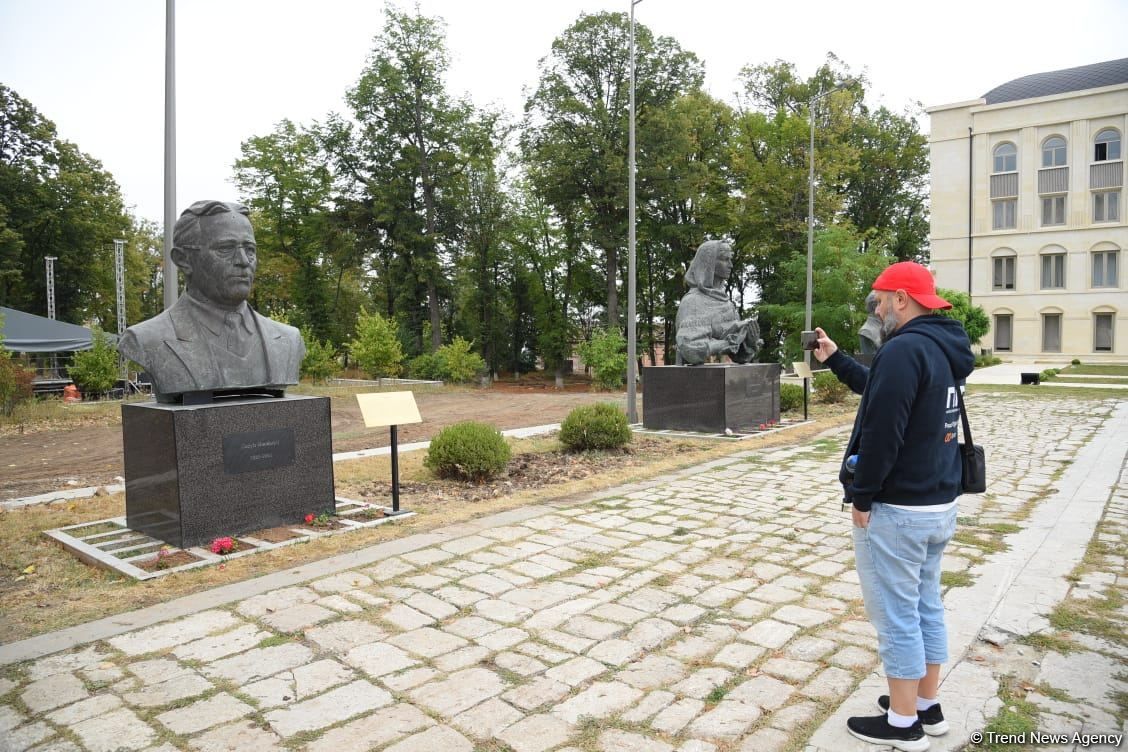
[675,240,760,365]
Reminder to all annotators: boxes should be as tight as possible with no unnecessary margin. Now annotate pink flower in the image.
[304,514,315,524]
[210,537,235,555]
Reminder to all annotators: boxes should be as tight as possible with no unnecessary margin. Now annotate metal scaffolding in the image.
[45,256,57,320]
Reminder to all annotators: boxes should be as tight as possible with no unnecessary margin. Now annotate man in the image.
[813,261,974,752]
[119,201,304,402]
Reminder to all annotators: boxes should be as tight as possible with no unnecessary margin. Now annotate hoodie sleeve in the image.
[847,341,923,512]
[825,350,868,395]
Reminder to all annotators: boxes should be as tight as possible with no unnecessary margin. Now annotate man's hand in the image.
[813,326,837,363]
[851,506,870,528]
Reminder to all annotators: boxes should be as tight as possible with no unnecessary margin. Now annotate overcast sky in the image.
[2,0,1127,225]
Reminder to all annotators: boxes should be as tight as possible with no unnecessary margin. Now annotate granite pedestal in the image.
[642,363,781,434]
[122,394,335,548]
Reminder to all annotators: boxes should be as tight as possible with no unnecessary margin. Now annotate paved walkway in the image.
[1,393,1125,752]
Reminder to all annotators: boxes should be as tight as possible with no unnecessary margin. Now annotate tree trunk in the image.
[605,244,618,327]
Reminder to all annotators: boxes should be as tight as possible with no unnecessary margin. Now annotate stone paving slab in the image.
[0,394,1123,752]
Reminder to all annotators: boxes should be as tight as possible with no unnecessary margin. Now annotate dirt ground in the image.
[0,383,626,501]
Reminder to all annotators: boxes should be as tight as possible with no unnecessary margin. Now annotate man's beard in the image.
[879,312,899,339]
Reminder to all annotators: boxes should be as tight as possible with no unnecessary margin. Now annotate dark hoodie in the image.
[826,314,975,512]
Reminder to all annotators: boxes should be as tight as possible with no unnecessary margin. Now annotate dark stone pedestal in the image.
[642,363,782,433]
[122,395,335,548]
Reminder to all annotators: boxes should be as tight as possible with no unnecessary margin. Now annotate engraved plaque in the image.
[222,428,295,474]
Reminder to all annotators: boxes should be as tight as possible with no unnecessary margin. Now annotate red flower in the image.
[210,536,235,555]
[304,514,315,524]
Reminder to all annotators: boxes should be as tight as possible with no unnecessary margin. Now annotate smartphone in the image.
[800,330,818,350]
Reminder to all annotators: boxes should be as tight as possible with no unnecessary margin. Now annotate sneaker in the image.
[878,695,949,735]
[846,713,929,752]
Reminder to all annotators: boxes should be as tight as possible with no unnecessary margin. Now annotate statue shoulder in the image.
[122,309,175,346]
[256,312,302,344]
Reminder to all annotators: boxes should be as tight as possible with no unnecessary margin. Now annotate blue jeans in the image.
[852,503,958,679]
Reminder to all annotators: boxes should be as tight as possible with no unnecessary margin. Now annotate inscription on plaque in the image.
[222,428,295,474]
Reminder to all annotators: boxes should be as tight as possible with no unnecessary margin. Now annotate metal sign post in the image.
[356,391,423,516]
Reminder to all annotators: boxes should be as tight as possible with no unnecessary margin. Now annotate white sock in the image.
[917,696,937,711]
[887,709,917,728]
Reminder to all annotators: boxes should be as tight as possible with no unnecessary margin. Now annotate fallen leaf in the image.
[22,564,35,575]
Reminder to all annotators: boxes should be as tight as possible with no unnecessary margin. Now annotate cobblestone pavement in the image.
[0,394,1124,752]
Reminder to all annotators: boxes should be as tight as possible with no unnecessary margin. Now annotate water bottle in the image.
[845,454,859,476]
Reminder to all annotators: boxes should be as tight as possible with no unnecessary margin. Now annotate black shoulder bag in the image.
[955,385,986,494]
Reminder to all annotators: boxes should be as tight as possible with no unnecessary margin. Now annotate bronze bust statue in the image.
[118,201,304,403]
[858,291,883,355]
[675,240,760,365]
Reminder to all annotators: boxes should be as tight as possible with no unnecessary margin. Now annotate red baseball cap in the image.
[871,261,952,310]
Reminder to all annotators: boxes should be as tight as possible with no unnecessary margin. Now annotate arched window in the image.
[993,143,1017,173]
[991,249,1017,290]
[1042,136,1067,167]
[1094,129,1121,162]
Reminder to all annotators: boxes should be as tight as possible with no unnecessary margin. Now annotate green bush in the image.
[779,383,805,412]
[1071,358,1081,366]
[559,403,632,451]
[812,371,849,404]
[300,327,340,382]
[974,354,1002,368]
[437,337,486,383]
[1040,368,1059,381]
[408,352,444,380]
[349,309,403,378]
[424,421,511,481]
[69,328,119,395]
[578,328,627,390]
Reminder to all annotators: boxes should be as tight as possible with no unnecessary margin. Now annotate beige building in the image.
[927,58,1127,359]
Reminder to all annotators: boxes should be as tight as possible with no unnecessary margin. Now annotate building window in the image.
[993,199,1017,230]
[1094,129,1121,162]
[1041,253,1066,289]
[1042,136,1067,167]
[993,142,1017,173]
[1041,195,1065,226]
[994,314,1012,352]
[1093,251,1119,287]
[992,255,1016,290]
[1094,313,1114,352]
[1042,313,1062,352]
[1093,191,1121,223]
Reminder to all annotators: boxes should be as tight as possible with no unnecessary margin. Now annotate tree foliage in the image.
[936,288,989,345]
[348,309,403,378]
[68,328,119,395]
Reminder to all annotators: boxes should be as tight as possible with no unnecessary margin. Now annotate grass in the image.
[940,571,975,589]
[965,383,1128,400]
[0,407,857,643]
[1060,364,1128,376]
[971,675,1040,751]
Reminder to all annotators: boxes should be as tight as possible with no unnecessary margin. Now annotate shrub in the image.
[578,328,627,390]
[1040,368,1059,381]
[300,327,340,382]
[0,354,34,416]
[1071,358,1081,366]
[974,354,1002,368]
[424,421,511,481]
[559,403,632,451]
[779,383,805,412]
[437,337,486,383]
[407,352,444,380]
[812,371,849,404]
[349,309,403,378]
[936,288,989,345]
[69,328,119,395]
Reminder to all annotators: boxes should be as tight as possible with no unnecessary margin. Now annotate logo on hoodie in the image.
[946,386,959,410]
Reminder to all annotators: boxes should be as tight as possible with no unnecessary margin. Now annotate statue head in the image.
[685,240,733,291]
[171,201,257,309]
[865,290,879,316]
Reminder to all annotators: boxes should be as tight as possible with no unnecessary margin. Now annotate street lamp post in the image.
[626,0,642,424]
[804,81,851,419]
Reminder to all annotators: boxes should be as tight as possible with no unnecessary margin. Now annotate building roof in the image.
[983,58,1128,105]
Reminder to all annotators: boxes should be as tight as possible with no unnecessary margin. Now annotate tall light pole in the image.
[44,256,57,320]
[163,0,178,310]
[804,81,851,419]
[626,0,642,424]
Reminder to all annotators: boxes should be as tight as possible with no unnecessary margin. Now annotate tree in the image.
[578,328,627,391]
[68,327,119,395]
[325,6,474,352]
[759,225,890,361]
[0,85,132,326]
[523,12,704,327]
[349,309,404,378]
[300,326,340,382]
[936,288,989,345]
